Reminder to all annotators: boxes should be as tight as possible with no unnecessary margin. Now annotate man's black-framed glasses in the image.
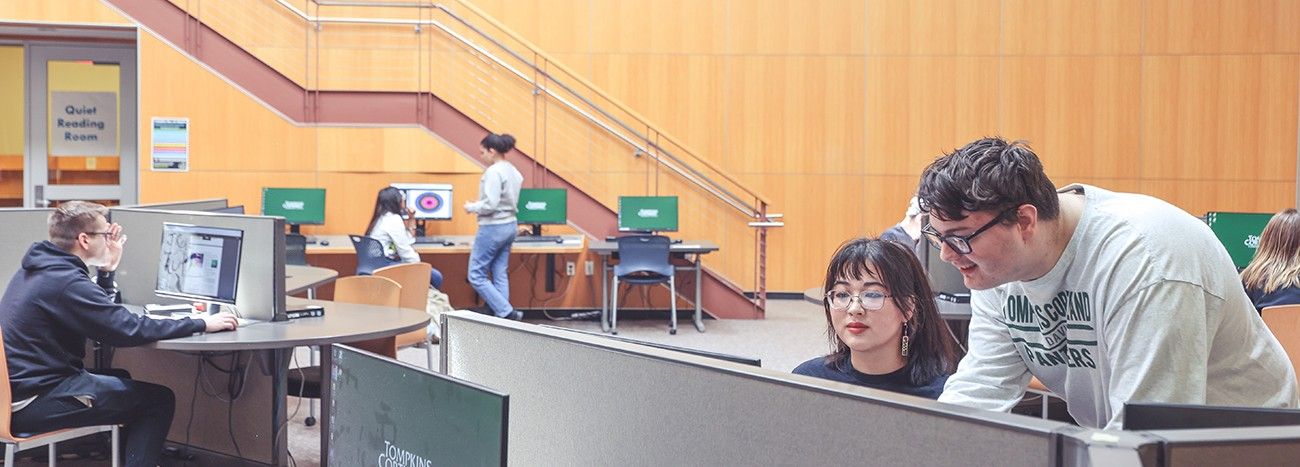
[920,208,1015,255]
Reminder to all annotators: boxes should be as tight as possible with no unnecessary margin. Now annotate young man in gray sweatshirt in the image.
[918,137,1297,430]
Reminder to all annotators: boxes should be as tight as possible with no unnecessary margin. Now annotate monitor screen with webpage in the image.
[155,223,244,305]
[617,196,678,232]
[392,183,454,221]
[262,187,326,226]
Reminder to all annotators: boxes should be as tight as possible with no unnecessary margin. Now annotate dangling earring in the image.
[900,321,911,357]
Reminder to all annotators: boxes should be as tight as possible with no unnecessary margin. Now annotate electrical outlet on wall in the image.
[584,260,594,276]
[565,261,576,276]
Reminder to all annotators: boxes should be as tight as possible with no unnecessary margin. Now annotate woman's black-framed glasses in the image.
[920,208,1015,255]
[825,290,891,311]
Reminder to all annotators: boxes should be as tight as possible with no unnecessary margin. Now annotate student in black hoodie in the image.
[0,201,237,467]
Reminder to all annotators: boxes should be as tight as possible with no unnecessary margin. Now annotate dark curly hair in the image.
[917,137,1059,223]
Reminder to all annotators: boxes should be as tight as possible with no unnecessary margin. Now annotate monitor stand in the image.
[289,224,318,245]
[415,220,427,238]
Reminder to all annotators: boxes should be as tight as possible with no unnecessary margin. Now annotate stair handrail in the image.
[264,0,775,220]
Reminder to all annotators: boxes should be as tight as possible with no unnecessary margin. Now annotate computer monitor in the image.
[913,218,970,302]
[261,188,326,234]
[516,188,566,236]
[391,183,453,221]
[155,223,244,306]
[618,196,678,232]
[1205,212,1273,269]
[329,345,508,466]
[1124,402,1300,430]
[541,325,762,367]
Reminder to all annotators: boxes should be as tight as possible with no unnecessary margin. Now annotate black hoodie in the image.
[0,241,206,401]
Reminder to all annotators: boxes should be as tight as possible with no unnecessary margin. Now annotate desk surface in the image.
[588,239,720,254]
[284,265,337,295]
[803,287,972,320]
[147,297,428,351]
[305,234,585,255]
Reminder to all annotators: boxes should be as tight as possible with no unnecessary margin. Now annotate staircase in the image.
[105,0,781,318]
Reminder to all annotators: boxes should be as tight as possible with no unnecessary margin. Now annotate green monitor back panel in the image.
[328,345,508,467]
[1205,212,1272,269]
[516,188,567,225]
[617,196,679,232]
[261,187,326,226]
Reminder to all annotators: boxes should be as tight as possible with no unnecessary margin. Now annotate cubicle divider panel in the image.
[0,208,54,293]
[1153,427,1300,466]
[109,207,286,321]
[125,198,229,211]
[441,311,1066,466]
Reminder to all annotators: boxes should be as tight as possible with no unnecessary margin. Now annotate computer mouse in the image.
[442,240,456,247]
[319,240,330,246]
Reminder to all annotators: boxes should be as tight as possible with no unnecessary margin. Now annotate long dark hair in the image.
[1242,208,1300,294]
[821,237,957,385]
[365,187,405,235]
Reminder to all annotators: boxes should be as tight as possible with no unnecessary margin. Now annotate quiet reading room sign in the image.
[50,91,118,156]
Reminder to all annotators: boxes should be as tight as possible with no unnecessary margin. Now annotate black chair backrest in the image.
[285,233,308,266]
[349,234,397,275]
[614,235,673,278]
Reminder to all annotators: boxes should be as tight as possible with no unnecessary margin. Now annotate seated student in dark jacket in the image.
[794,237,958,399]
[1242,208,1300,312]
[0,201,238,467]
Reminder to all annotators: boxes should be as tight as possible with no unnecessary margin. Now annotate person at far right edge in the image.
[918,137,1298,430]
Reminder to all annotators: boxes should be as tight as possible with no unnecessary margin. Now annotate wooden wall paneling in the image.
[196,0,308,85]
[1139,180,1298,216]
[138,170,318,211]
[1000,0,1141,55]
[1144,0,1300,54]
[315,22,421,92]
[1140,55,1300,181]
[865,57,999,177]
[314,127,483,174]
[587,0,726,55]
[138,34,318,172]
[865,0,1000,56]
[726,0,866,55]
[459,0,590,54]
[0,0,131,25]
[999,56,1141,181]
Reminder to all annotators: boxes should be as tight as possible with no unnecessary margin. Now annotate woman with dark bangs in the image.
[793,237,958,399]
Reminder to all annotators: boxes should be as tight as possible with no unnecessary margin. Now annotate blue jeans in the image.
[468,222,517,317]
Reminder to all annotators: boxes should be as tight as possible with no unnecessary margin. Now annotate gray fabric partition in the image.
[109,207,285,321]
[125,198,228,211]
[0,208,55,293]
[441,311,1072,466]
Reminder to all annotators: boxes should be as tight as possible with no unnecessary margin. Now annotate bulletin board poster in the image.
[151,117,189,172]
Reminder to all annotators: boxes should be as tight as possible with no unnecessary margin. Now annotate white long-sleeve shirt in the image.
[938,184,1299,430]
[368,212,419,263]
[464,160,523,225]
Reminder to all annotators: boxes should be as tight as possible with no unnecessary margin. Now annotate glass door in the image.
[26,44,137,207]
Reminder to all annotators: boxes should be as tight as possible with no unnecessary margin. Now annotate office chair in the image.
[0,327,120,466]
[610,234,678,335]
[349,234,399,275]
[285,233,308,266]
[1262,305,1300,386]
[288,275,401,426]
[374,262,439,368]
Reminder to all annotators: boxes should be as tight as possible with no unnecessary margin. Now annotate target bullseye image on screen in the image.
[391,183,454,220]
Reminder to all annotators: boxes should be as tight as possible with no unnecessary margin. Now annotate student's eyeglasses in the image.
[920,208,1016,255]
[83,231,114,239]
[825,290,891,311]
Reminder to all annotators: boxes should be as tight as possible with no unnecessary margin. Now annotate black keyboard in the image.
[515,235,564,244]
